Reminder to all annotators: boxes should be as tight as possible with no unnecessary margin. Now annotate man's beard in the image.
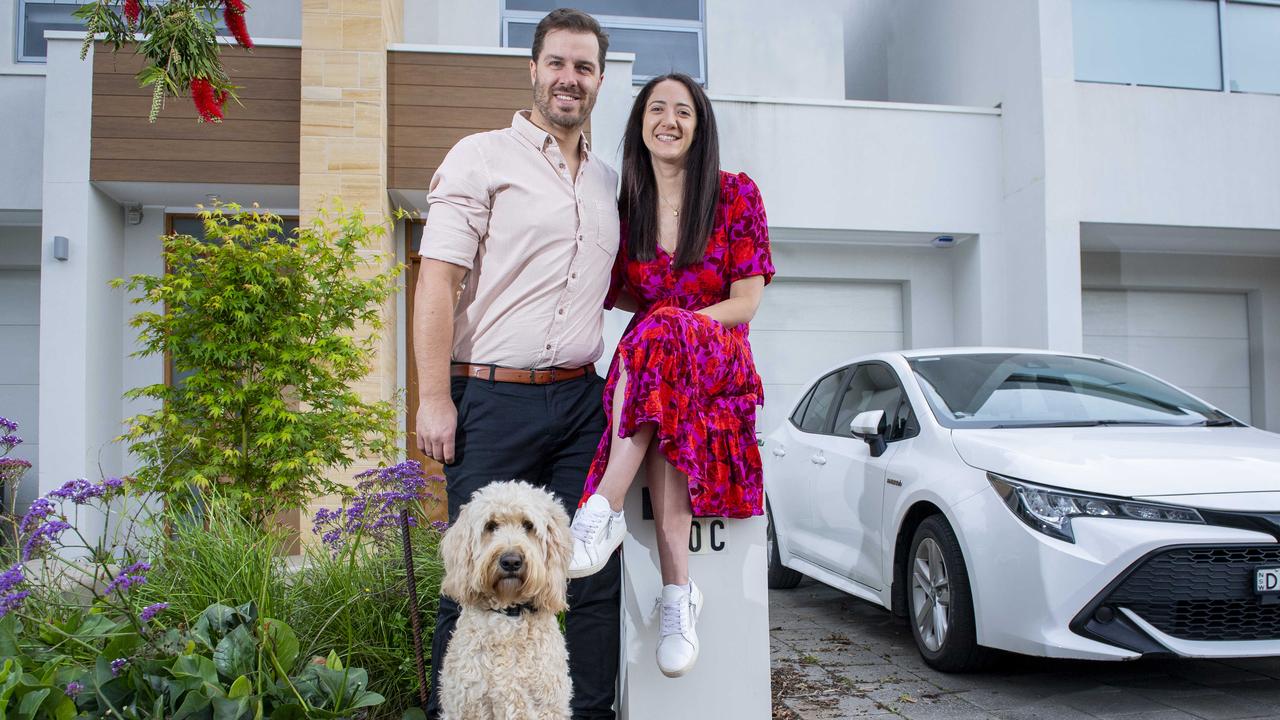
[533,81,595,131]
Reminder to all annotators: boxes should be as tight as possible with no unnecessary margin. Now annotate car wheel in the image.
[767,503,802,590]
[907,515,991,672]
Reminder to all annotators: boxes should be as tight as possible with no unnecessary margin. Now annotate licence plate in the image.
[1255,567,1280,597]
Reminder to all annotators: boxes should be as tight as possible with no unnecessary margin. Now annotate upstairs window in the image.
[17,0,85,63]
[501,1,706,84]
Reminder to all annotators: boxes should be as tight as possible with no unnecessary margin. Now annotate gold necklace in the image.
[659,193,680,218]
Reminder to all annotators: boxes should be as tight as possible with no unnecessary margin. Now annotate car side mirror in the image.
[850,410,888,458]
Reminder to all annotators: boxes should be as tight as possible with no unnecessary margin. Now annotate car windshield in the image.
[907,353,1238,429]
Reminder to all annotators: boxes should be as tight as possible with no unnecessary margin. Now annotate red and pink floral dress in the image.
[581,171,774,519]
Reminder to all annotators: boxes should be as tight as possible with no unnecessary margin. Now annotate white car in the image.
[763,348,1280,671]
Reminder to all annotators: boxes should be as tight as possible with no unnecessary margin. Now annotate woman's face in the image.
[641,79,697,166]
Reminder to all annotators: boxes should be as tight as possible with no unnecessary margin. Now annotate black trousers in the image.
[425,371,621,720]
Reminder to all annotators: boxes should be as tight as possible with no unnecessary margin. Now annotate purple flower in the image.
[110,658,128,676]
[105,561,150,595]
[18,497,55,535]
[65,682,84,697]
[0,417,17,434]
[0,434,21,451]
[312,462,442,553]
[1,566,29,617]
[49,479,104,504]
[140,602,168,622]
[21,518,71,562]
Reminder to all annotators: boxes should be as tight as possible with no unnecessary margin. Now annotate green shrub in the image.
[114,204,403,520]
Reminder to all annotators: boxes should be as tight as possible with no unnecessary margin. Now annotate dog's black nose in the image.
[499,553,523,573]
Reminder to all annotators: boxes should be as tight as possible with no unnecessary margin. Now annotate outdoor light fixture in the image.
[932,235,956,248]
[125,203,144,225]
[53,235,69,261]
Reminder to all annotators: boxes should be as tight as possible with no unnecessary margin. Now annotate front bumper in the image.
[952,489,1280,660]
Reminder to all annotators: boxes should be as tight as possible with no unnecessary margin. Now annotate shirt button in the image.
[558,308,565,315]
[545,344,551,350]
[571,272,578,279]
[559,162,566,169]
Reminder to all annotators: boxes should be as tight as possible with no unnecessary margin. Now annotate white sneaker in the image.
[568,494,626,579]
[656,580,702,677]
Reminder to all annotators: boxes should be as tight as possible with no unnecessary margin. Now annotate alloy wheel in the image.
[911,537,951,652]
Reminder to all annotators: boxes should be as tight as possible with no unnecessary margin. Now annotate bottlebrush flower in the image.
[224,0,253,49]
[123,0,141,26]
[191,78,225,123]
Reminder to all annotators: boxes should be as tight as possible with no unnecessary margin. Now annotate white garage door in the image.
[751,280,904,433]
[1083,289,1252,424]
[0,269,39,508]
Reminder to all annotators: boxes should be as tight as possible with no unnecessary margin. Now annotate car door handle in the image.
[810,453,826,466]
[771,446,787,457]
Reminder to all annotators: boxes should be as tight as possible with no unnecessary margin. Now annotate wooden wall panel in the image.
[387,51,530,191]
[91,43,300,185]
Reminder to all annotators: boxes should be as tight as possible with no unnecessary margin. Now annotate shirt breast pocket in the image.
[591,199,620,256]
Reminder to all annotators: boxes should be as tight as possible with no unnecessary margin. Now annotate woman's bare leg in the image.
[646,441,693,586]
[593,363,655,512]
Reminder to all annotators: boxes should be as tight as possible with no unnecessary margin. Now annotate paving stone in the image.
[1147,691,1278,720]
[1058,687,1175,717]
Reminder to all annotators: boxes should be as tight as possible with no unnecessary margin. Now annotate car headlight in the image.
[987,472,1204,543]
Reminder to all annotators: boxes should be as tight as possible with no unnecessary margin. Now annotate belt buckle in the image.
[472,366,488,380]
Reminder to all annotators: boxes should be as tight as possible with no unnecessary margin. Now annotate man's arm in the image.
[414,259,468,464]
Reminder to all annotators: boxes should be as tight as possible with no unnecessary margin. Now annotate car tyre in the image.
[907,515,992,672]
[767,503,802,590]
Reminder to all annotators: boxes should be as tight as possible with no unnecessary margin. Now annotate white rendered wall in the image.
[404,0,501,47]
[0,76,45,210]
[120,208,166,477]
[843,0,893,101]
[1082,252,1280,432]
[38,37,125,549]
[704,0,845,99]
[1076,84,1280,231]
[711,98,1002,234]
[883,0,1084,352]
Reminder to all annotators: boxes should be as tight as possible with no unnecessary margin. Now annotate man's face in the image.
[530,29,603,132]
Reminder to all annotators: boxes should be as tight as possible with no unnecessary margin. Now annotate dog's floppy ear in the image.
[533,496,573,614]
[440,503,480,605]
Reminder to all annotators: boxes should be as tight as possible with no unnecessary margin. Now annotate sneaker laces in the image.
[572,506,607,544]
[659,596,689,636]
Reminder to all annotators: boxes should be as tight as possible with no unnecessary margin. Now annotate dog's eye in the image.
[522,519,534,533]
[484,520,498,533]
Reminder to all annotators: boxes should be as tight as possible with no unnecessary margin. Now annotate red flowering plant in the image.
[73,1,254,122]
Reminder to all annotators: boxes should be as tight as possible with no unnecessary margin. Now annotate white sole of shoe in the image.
[658,585,704,678]
[567,527,626,579]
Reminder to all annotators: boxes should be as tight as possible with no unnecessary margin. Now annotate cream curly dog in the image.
[438,480,574,720]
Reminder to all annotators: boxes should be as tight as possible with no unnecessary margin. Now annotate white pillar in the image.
[38,35,124,541]
[617,476,772,719]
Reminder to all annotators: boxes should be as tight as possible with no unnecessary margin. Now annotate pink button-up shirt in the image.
[422,111,620,369]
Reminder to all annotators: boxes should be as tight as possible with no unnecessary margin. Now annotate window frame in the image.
[16,0,84,64]
[791,366,850,436]
[499,2,708,85]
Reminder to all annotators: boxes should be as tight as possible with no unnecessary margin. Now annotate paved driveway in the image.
[769,581,1280,720]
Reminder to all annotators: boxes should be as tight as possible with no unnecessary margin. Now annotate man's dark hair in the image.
[531,8,609,73]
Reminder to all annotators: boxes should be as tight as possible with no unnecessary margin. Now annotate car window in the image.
[797,368,850,434]
[789,385,816,427]
[833,364,905,438]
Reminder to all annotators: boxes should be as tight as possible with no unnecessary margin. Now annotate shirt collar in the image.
[512,110,591,158]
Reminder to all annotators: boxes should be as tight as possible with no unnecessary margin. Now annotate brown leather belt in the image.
[450,362,594,385]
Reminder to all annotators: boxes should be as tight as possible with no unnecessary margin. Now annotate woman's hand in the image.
[696,275,765,329]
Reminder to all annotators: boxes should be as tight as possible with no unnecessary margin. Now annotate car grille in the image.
[1107,545,1280,642]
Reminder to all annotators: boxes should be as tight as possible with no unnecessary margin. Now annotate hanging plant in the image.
[74,1,255,123]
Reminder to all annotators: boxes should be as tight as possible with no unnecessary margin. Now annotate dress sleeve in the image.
[603,218,628,310]
[727,173,775,285]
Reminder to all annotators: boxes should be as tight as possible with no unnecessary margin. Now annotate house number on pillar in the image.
[688,519,726,554]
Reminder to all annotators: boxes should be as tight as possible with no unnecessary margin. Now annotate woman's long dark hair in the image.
[620,73,721,268]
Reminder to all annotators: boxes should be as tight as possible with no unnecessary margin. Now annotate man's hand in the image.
[416,394,458,465]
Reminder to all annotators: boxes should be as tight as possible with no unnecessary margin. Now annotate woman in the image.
[567,72,773,678]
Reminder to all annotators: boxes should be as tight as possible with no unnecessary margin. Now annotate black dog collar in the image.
[491,603,538,617]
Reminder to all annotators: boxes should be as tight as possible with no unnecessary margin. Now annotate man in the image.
[413,9,621,719]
